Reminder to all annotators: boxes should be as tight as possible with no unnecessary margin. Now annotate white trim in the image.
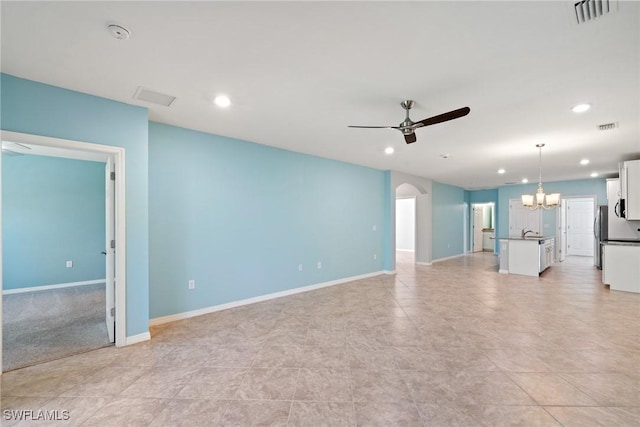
[384,270,396,275]
[499,269,509,274]
[150,271,385,327]
[431,253,467,263]
[2,279,106,295]
[125,332,151,346]
[416,261,432,266]
[396,248,415,252]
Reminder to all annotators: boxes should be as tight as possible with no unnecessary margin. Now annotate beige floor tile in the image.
[118,367,200,399]
[147,399,229,426]
[293,368,351,401]
[174,367,247,400]
[252,345,304,368]
[354,400,423,426]
[220,400,291,426]
[234,368,298,400]
[544,406,640,427]
[559,372,640,406]
[288,401,355,426]
[81,397,168,426]
[5,253,638,425]
[11,397,111,427]
[508,372,599,406]
[351,369,413,403]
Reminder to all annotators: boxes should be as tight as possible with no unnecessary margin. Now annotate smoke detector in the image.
[107,24,131,40]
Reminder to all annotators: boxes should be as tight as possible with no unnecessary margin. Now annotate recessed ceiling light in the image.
[572,103,591,113]
[522,178,528,183]
[580,159,590,165]
[498,168,506,174]
[590,172,599,177]
[440,153,450,159]
[214,95,231,108]
[384,147,395,155]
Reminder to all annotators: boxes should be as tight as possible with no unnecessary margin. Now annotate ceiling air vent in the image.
[574,0,617,24]
[133,87,176,107]
[598,122,618,131]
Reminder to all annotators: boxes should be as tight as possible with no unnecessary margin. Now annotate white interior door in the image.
[509,199,541,237]
[105,158,116,343]
[566,198,594,256]
[559,201,567,262]
[473,206,483,252]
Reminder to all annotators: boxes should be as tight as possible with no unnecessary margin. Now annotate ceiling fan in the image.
[1,141,32,156]
[348,100,470,144]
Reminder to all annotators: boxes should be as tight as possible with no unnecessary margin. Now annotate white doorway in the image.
[560,197,596,258]
[471,203,495,253]
[396,197,416,254]
[509,198,542,237]
[0,131,127,373]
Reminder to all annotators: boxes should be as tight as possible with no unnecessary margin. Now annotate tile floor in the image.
[1,252,639,426]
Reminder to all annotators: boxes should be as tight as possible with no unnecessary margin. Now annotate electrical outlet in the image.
[298,264,303,272]
[66,261,73,268]
[373,254,377,260]
[188,279,195,290]
[372,225,377,231]
[317,261,322,269]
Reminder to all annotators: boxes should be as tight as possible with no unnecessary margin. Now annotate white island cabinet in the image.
[603,242,640,293]
[503,237,554,277]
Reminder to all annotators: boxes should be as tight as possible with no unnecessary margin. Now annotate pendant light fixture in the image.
[522,144,560,210]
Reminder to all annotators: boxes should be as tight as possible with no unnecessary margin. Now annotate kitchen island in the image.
[498,237,555,277]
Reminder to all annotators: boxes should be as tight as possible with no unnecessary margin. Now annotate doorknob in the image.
[101,251,107,255]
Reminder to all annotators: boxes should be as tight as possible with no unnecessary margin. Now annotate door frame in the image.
[557,195,597,260]
[0,130,127,373]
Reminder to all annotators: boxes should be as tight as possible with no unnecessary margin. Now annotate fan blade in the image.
[404,132,417,144]
[348,125,394,129]
[414,107,470,128]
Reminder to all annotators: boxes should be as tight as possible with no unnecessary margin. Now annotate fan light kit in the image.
[521,144,560,210]
[349,100,470,144]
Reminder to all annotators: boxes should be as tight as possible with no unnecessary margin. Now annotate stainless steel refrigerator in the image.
[594,205,608,269]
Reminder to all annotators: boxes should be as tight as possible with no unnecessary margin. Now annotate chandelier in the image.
[521,144,560,210]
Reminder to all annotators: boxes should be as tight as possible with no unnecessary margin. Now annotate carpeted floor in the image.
[2,283,112,371]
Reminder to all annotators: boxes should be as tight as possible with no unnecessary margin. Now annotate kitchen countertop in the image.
[602,240,640,247]
[494,236,554,241]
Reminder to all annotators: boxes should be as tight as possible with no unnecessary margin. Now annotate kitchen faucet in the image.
[521,229,536,238]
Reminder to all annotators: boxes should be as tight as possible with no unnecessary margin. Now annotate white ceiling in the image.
[2,1,638,189]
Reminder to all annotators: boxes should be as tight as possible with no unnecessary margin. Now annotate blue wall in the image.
[432,181,466,260]
[1,74,149,337]
[148,122,385,318]
[2,155,105,289]
[496,178,607,241]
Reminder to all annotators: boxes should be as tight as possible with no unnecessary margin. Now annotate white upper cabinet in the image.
[621,160,640,220]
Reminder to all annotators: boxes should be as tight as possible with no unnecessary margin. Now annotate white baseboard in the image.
[383,270,396,275]
[149,270,385,327]
[415,261,432,266]
[499,269,509,274]
[124,332,151,346]
[396,249,415,252]
[2,279,106,295]
[431,253,466,263]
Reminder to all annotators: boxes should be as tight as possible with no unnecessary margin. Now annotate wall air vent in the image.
[598,122,618,131]
[574,0,617,24]
[133,87,176,107]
